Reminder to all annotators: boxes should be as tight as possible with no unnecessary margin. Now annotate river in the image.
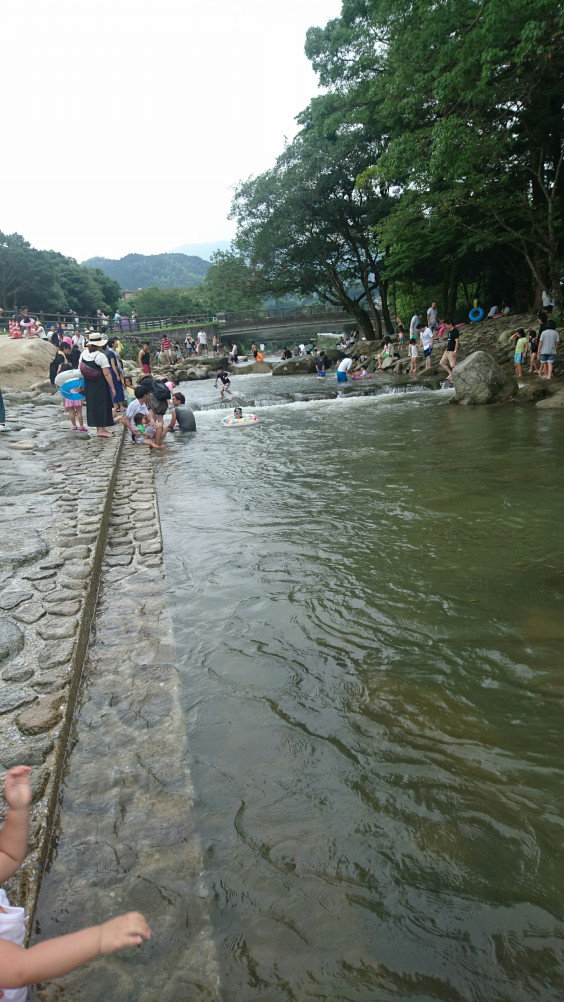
[34,372,564,1001]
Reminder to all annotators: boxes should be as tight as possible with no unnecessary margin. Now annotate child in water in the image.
[132,413,161,448]
[0,767,150,998]
[233,407,244,419]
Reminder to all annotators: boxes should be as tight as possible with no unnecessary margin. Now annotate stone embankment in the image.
[30,442,220,1000]
[0,391,124,913]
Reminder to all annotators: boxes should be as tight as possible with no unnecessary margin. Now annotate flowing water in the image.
[35,372,564,1001]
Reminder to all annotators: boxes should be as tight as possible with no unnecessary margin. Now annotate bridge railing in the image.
[1,303,348,336]
[1,311,216,336]
[217,304,347,325]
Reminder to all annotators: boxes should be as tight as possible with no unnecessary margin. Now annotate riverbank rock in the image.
[0,335,56,390]
[451,351,518,404]
[535,387,564,408]
[272,356,318,376]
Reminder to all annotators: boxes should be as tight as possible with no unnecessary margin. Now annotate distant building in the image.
[121,289,143,301]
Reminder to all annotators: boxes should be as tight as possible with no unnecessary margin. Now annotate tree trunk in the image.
[380,278,393,332]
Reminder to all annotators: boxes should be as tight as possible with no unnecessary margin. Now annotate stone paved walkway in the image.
[31,444,220,1000]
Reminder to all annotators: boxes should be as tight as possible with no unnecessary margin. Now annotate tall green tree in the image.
[309,0,564,309]
[199,251,263,313]
[232,94,395,338]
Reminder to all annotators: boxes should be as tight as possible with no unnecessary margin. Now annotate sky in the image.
[2,0,342,263]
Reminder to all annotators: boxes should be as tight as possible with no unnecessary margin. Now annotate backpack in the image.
[151,380,171,401]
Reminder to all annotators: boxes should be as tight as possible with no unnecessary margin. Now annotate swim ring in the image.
[469,307,484,322]
[221,413,259,427]
[351,373,372,380]
[54,368,85,401]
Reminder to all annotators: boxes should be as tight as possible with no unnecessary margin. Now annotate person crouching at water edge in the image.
[336,356,357,382]
[0,767,151,999]
[165,393,197,434]
[214,367,232,398]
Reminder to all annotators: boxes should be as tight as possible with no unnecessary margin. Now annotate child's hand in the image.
[3,767,32,811]
[99,912,151,954]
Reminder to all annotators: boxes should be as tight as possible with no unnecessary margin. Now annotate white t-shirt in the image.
[419,327,433,350]
[427,306,438,327]
[126,400,149,423]
[410,313,420,335]
[410,344,419,357]
[337,358,353,373]
[198,330,207,344]
[80,348,109,368]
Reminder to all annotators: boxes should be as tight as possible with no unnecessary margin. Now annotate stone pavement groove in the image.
[30,444,221,1000]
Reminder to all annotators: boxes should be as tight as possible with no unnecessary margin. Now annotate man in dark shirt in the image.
[214,367,232,399]
[439,321,460,380]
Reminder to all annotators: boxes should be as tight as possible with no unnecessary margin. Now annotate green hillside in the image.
[81,252,210,290]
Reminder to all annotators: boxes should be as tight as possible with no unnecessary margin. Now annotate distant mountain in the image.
[81,252,210,290]
[171,240,232,259]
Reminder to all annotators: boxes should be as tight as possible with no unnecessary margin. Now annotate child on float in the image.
[57,361,87,432]
[0,767,150,999]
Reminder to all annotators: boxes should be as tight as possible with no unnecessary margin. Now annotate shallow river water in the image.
[36,372,564,1001]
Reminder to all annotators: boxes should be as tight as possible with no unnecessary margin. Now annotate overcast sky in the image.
[2,0,341,263]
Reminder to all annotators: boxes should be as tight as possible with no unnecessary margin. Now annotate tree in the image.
[232,94,395,339]
[0,233,55,310]
[199,251,263,313]
[124,286,209,317]
[314,0,564,309]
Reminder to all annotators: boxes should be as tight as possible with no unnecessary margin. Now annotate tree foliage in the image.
[231,94,395,338]
[0,232,122,314]
[199,251,263,313]
[233,0,563,327]
[311,0,564,310]
[122,286,208,317]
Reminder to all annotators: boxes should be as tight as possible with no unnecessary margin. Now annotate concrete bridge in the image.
[217,306,354,342]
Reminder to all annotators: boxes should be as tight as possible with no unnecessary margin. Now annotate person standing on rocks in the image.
[439,321,459,381]
[418,323,434,369]
[509,327,528,378]
[410,310,423,338]
[538,325,559,380]
[79,332,116,437]
[427,301,439,333]
[197,329,207,355]
[0,766,151,997]
[138,343,152,375]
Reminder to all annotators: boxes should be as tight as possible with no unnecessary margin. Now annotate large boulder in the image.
[272,356,318,376]
[252,361,272,373]
[451,351,518,404]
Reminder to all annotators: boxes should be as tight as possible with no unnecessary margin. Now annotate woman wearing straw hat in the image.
[79,332,116,437]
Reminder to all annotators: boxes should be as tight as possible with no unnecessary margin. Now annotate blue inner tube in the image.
[469,307,484,322]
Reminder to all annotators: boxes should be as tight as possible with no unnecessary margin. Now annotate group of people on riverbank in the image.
[48,329,198,441]
[509,316,560,380]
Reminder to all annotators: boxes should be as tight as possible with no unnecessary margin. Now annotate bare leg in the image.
[154,417,165,446]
